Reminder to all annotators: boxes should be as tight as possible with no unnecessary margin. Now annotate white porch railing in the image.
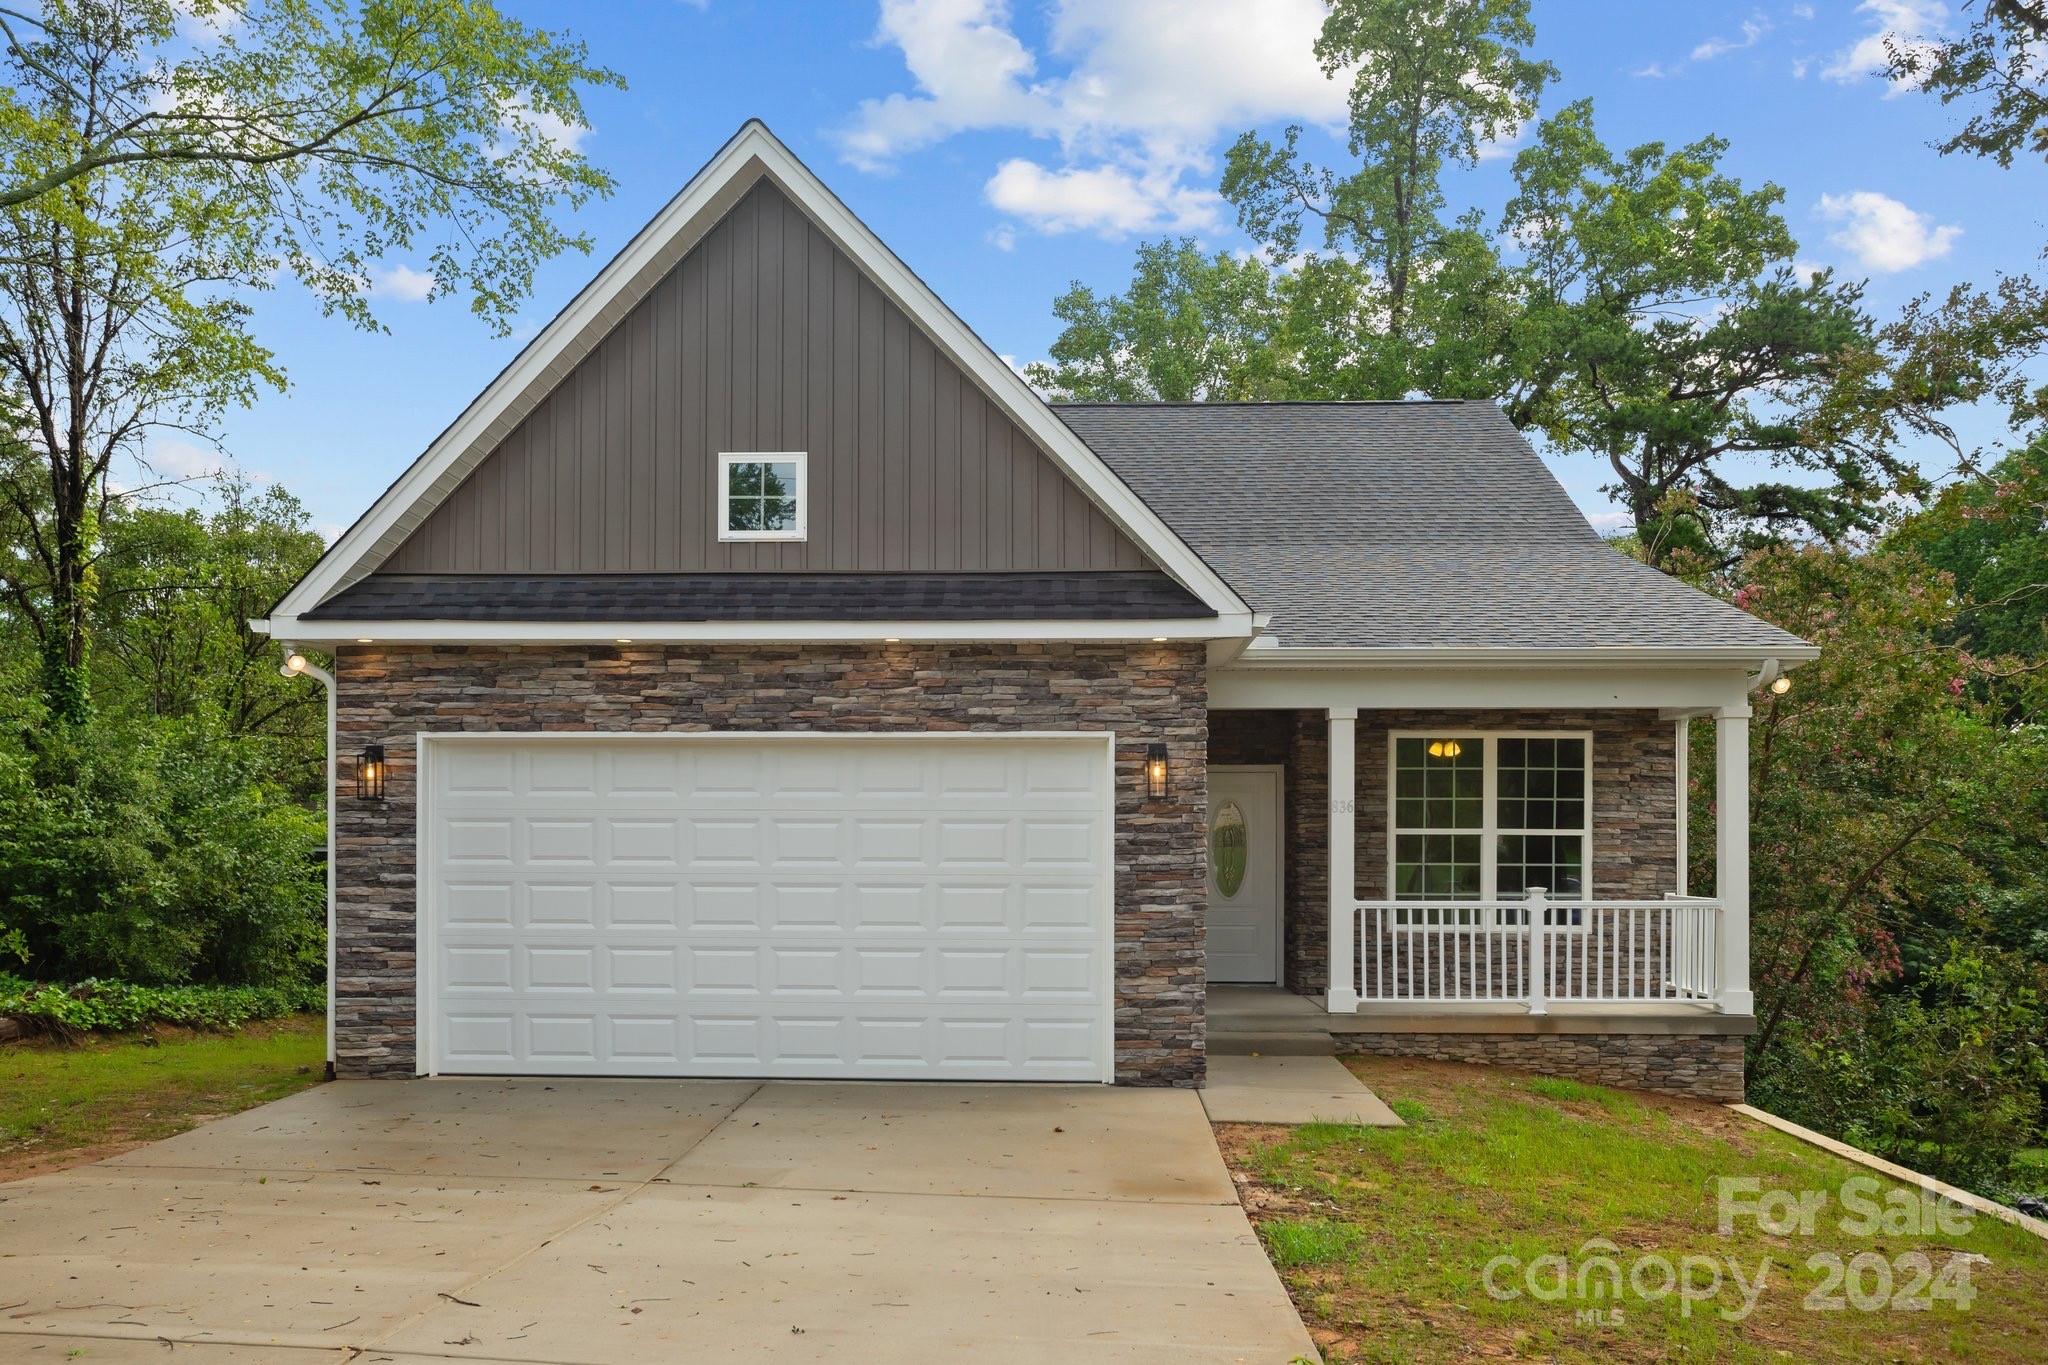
[1352,891,1724,1012]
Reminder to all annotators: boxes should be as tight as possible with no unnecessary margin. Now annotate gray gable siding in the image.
[382,179,1153,575]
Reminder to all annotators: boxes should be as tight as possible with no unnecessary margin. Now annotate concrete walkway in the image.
[1201,1055,1404,1126]
[0,1078,1315,1363]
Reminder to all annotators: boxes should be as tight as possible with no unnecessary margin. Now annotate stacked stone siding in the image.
[1239,708,1680,994]
[1353,709,1679,901]
[1338,1031,1746,1104]
[1284,712,1331,997]
[334,642,1208,1086]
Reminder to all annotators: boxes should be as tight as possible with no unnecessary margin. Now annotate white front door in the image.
[419,733,1113,1081]
[1208,766,1282,983]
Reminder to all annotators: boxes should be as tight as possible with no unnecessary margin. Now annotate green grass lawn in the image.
[1218,1057,2048,1363]
[0,1014,324,1180]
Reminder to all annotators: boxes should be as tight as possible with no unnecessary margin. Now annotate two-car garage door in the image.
[420,734,1114,1081]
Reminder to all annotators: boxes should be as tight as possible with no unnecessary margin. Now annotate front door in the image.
[1208,766,1282,983]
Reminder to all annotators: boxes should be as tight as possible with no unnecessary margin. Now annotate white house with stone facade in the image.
[257,121,1813,1102]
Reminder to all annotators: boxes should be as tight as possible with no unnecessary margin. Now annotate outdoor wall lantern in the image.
[357,744,387,802]
[1145,743,1170,800]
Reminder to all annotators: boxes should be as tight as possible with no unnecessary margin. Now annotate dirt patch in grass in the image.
[0,1014,324,1182]
[1217,1056,2048,1363]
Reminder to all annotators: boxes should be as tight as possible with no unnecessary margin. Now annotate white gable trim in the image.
[268,121,1251,627]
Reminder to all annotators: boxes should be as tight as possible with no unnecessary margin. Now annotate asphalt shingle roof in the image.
[305,571,1209,622]
[1055,400,1809,653]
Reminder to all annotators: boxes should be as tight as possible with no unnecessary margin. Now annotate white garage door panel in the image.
[423,736,1112,1080]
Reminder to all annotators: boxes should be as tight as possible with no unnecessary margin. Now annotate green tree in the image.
[91,479,328,793]
[0,0,618,717]
[1501,101,1960,567]
[1895,435,2048,715]
[1221,0,1549,395]
[1026,239,1295,402]
[1715,535,2048,1189]
[1890,0,2048,168]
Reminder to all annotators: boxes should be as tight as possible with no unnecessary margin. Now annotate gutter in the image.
[278,649,338,1081]
[1223,643,1822,670]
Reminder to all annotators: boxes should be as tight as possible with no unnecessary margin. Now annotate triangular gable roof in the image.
[266,120,1250,627]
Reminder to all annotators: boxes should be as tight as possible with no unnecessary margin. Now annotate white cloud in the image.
[372,264,437,302]
[1692,17,1770,62]
[1791,3,1815,18]
[1815,190,1960,271]
[1790,56,1812,78]
[171,0,243,45]
[1632,61,1669,79]
[1823,0,1948,94]
[986,158,1218,234]
[986,224,1017,251]
[145,437,227,481]
[496,94,591,156]
[1586,509,1632,534]
[842,0,1345,237]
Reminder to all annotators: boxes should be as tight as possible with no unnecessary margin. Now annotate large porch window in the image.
[1390,732,1591,921]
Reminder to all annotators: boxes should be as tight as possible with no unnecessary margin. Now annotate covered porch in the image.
[1205,656,1766,1026]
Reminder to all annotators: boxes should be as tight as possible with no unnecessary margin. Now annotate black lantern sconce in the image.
[357,744,387,801]
[1145,743,1169,800]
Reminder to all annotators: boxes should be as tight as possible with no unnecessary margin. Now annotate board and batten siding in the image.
[381,179,1154,575]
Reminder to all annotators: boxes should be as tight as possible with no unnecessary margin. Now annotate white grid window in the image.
[1389,732,1592,926]
[718,453,807,542]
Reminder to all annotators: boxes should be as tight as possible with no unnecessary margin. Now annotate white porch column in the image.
[1715,705,1754,1015]
[1326,707,1359,1012]
[1674,716,1689,896]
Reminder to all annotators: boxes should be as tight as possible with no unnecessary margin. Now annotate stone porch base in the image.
[1211,986,1750,1103]
[1335,1030,1747,1104]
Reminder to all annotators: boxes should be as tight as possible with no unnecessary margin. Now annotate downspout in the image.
[280,648,338,1081]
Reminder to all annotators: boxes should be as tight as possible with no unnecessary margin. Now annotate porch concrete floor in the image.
[1200,1055,1403,1127]
[0,1077,1315,1364]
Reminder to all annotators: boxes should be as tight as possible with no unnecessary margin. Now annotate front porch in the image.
[1204,674,1763,1101]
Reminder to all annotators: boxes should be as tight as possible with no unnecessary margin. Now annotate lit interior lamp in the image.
[1426,739,1464,760]
[1145,743,1169,799]
[357,744,387,801]
[1769,676,1792,695]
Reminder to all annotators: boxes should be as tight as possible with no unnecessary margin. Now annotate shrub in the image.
[1751,943,2048,1194]
[0,715,323,985]
[0,974,323,1036]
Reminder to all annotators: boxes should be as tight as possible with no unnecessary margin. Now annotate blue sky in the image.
[160,0,2044,539]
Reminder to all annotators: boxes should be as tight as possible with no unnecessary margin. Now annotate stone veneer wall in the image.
[1205,710,1329,997]
[1336,1031,1746,1103]
[1246,708,1679,993]
[333,642,1209,1085]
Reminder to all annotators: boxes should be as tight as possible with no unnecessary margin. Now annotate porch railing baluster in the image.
[1348,897,1728,1013]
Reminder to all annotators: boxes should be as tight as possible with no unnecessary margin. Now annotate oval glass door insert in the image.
[1211,800,1248,898]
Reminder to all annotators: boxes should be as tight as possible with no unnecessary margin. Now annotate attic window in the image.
[718,453,806,542]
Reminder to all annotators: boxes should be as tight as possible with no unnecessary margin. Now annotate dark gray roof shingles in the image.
[1055,400,1807,652]
[306,570,1209,622]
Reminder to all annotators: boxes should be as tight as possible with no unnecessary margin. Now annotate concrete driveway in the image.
[0,1078,1315,1363]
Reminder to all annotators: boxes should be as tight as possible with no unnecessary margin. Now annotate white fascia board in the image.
[1228,643,1821,669]
[1210,664,1756,713]
[255,615,1249,645]
[271,121,1248,622]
